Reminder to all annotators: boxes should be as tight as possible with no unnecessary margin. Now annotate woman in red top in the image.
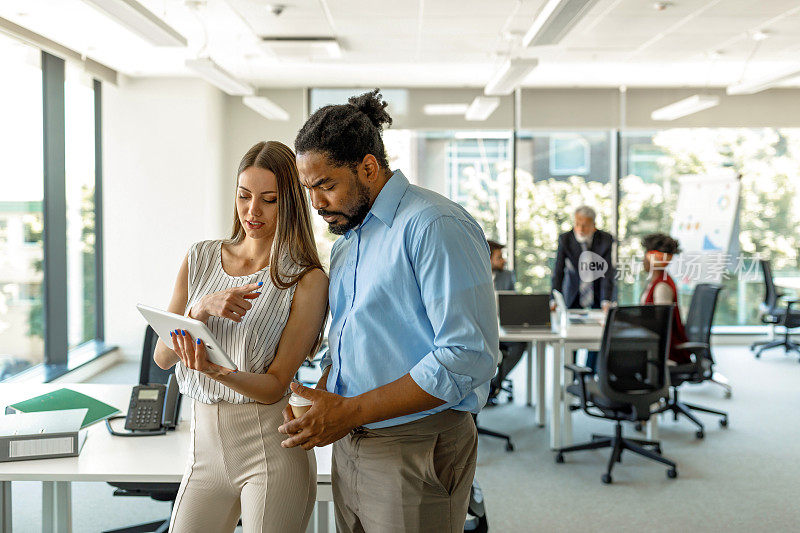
[640,233,692,364]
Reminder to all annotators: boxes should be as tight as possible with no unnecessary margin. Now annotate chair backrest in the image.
[685,284,722,344]
[761,259,780,310]
[596,305,673,420]
[139,326,174,385]
[684,283,722,361]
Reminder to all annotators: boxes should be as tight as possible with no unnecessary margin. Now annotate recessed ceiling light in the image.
[484,58,539,95]
[423,104,469,116]
[727,66,800,95]
[651,94,720,121]
[465,97,500,121]
[81,0,187,47]
[751,30,769,42]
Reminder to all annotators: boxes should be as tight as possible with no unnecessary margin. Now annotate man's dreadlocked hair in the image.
[294,89,393,171]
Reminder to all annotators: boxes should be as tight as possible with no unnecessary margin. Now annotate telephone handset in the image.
[106,375,182,437]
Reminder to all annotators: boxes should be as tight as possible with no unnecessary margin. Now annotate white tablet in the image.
[136,304,238,371]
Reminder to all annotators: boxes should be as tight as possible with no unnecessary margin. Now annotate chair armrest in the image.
[784,297,800,311]
[565,363,592,375]
[675,341,709,351]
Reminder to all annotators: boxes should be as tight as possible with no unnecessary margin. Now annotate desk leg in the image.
[306,501,330,533]
[535,341,545,427]
[646,417,659,442]
[562,344,575,447]
[42,481,71,533]
[1,481,11,533]
[550,341,562,450]
[525,342,533,407]
[317,501,330,533]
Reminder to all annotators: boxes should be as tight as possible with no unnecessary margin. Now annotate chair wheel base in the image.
[720,418,728,428]
[555,453,564,464]
[634,422,643,432]
[695,430,705,439]
[506,442,514,452]
[601,473,612,484]
[667,468,678,479]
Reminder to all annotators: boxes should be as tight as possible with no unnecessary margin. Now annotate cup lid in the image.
[289,393,312,406]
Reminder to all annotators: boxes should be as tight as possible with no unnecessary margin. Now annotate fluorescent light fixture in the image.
[726,66,800,95]
[185,58,254,96]
[242,96,290,121]
[484,58,539,96]
[81,0,187,47]
[423,103,469,115]
[650,94,720,121]
[465,96,500,121]
[260,37,342,59]
[523,0,600,47]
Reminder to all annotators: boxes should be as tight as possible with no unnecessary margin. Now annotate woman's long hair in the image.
[229,141,326,355]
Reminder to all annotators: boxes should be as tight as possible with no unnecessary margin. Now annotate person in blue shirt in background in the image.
[278,89,500,533]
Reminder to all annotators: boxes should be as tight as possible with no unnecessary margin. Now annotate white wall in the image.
[102,77,226,359]
[223,89,307,176]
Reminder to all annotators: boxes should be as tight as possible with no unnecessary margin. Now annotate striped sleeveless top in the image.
[176,239,298,404]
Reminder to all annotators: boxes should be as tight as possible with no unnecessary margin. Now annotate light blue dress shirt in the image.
[321,170,500,429]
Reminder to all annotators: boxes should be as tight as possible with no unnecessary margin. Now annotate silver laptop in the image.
[497,293,552,332]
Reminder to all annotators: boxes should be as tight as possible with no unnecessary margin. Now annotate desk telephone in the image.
[106,375,181,437]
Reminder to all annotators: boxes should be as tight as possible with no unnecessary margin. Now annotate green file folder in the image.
[5,388,120,429]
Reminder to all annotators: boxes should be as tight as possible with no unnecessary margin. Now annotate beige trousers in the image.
[169,398,316,533]
[332,409,478,533]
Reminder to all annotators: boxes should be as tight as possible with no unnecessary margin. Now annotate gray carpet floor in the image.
[7,345,800,532]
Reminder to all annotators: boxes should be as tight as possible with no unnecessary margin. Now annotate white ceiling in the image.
[1,0,800,88]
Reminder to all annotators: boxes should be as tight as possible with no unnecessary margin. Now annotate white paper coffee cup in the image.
[289,393,312,418]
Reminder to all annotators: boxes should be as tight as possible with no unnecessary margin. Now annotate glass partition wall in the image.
[307,89,799,331]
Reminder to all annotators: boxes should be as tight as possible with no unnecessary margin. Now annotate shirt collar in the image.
[367,170,409,228]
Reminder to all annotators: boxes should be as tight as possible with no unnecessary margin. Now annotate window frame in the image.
[2,50,110,383]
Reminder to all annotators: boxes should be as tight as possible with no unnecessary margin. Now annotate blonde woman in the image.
[154,141,328,532]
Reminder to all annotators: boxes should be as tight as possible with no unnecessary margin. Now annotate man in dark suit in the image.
[488,240,515,291]
[551,206,616,371]
[487,240,525,403]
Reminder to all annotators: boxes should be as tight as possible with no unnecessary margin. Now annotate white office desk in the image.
[499,321,659,450]
[0,384,332,533]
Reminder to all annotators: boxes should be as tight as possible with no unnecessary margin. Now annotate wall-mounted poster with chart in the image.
[669,170,741,287]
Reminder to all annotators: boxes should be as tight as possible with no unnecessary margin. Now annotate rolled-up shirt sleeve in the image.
[407,216,500,404]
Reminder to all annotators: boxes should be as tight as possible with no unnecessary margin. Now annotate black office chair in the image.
[654,284,729,439]
[104,326,182,533]
[750,259,800,360]
[556,305,678,484]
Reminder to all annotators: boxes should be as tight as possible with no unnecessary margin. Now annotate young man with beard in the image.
[277,89,500,533]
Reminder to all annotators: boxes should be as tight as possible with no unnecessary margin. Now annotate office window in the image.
[65,64,97,348]
[514,131,613,293]
[309,88,409,117]
[549,135,590,175]
[618,128,800,326]
[306,128,513,269]
[0,34,44,379]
